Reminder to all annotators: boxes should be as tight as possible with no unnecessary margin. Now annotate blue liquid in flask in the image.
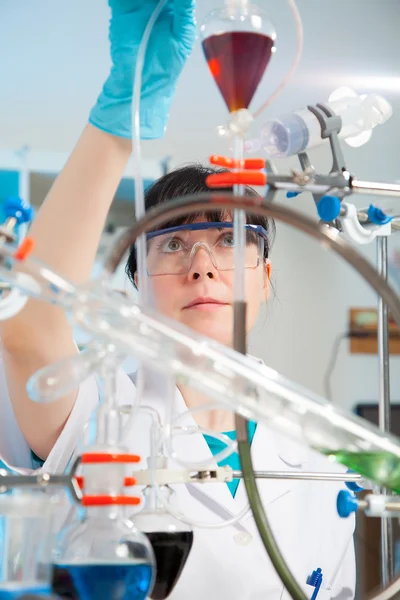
[54,563,153,600]
[0,584,51,599]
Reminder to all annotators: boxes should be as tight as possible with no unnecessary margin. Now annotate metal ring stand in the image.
[104,192,400,600]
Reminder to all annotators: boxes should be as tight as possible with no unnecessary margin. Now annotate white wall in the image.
[1,0,399,413]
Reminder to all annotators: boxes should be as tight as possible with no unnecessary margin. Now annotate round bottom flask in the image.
[133,486,193,600]
[52,452,155,600]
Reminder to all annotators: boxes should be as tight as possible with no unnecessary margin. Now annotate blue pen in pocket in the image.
[307,568,323,600]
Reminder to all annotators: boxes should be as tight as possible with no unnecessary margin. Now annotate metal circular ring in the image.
[104,192,400,600]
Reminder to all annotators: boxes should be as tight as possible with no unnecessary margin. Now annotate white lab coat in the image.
[0,359,355,600]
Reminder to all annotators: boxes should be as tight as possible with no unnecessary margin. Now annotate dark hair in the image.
[126,164,276,284]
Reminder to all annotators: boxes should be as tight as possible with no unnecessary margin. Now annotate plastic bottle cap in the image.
[317,196,341,222]
[362,93,393,126]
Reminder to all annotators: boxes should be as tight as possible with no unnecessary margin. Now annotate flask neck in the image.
[84,504,125,521]
[225,0,250,7]
[141,485,172,514]
[225,0,250,16]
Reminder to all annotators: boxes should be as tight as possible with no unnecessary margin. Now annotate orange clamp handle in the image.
[210,155,265,170]
[82,495,141,507]
[206,171,267,188]
[13,237,35,261]
[81,453,140,464]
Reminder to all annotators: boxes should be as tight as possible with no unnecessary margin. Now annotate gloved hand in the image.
[89,0,196,140]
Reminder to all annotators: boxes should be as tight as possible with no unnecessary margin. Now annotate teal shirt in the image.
[31,450,45,469]
[203,421,257,497]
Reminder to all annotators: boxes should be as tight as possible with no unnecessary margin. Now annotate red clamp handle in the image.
[210,155,265,170]
[82,495,141,507]
[206,171,267,188]
[81,453,140,464]
[207,155,266,188]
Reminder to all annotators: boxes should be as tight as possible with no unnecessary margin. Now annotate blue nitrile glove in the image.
[89,0,196,140]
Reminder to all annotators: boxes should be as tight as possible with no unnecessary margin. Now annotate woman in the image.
[0,1,355,598]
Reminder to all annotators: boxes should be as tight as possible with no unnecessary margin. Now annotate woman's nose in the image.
[186,244,219,280]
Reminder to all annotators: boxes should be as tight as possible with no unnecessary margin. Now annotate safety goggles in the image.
[145,221,268,276]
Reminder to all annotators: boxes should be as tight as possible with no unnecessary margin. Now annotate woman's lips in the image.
[183,297,229,311]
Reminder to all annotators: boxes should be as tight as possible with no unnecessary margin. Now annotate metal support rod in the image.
[384,502,400,512]
[0,472,71,488]
[0,458,82,502]
[352,179,400,198]
[377,235,395,586]
[266,173,400,200]
[232,470,364,482]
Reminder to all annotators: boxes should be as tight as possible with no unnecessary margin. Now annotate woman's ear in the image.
[134,272,139,289]
[262,259,272,302]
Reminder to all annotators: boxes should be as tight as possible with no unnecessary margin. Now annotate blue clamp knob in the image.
[345,469,364,493]
[367,204,393,225]
[337,489,359,518]
[317,195,341,222]
[286,191,301,198]
[3,196,34,225]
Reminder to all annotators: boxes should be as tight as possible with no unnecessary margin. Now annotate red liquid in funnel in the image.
[202,31,274,113]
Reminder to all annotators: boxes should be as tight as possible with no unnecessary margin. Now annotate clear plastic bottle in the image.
[246,86,393,158]
[133,486,193,600]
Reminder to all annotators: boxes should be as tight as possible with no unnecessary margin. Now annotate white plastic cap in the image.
[362,93,393,126]
[346,94,392,147]
[329,86,392,148]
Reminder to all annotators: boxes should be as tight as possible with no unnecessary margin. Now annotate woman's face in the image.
[137,219,271,347]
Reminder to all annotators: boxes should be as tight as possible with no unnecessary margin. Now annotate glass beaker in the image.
[0,491,58,599]
[133,486,193,600]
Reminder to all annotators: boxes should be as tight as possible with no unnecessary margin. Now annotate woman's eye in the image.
[164,238,182,252]
[220,234,235,247]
